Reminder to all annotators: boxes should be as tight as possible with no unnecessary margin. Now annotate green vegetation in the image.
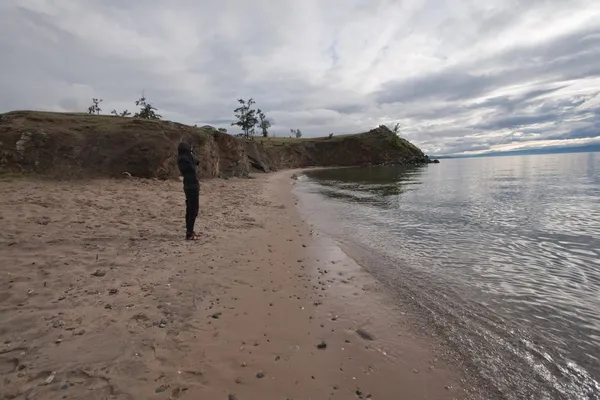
[257,109,271,137]
[87,98,102,115]
[111,109,131,117]
[254,132,357,147]
[231,98,273,139]
[87,92,161,120]
[231,98,258,138]
[290,128,302,138]
[134,92,161,120]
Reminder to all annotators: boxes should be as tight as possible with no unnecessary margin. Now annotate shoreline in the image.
[0,171,476,399]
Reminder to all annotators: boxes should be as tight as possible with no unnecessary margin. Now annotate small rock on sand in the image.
[228,394,239,400]
[91,270,106,277]
[256,371,265,379]
[155,385,168,393]
[356,328,375,341]
[317,341,327,349]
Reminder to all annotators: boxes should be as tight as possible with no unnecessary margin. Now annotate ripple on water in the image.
[295,154,600,399]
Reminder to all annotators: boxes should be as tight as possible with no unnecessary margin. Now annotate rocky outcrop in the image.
[0,111,432,179]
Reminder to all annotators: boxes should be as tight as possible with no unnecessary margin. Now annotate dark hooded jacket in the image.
[177,142,199,191]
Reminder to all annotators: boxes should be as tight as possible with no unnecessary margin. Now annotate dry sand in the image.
[0,171,477,399]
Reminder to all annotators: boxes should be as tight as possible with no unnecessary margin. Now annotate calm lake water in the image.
[295,153,600,400]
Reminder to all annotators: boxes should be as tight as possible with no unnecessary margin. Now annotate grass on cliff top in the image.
[1,111,421,153]
[252,134,358,147]
[0,110,216,136]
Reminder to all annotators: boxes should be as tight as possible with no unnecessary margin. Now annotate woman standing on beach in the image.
[177,142,200,241]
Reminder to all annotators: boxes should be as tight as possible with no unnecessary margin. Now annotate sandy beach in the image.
[0,171,477,400]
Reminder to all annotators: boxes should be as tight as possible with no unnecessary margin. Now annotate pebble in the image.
[155,385,168,393]
[256,371,265,379]
[105,304,112,309]
[211,312,222,319]
[61,383,69,390]
[91,270,106,277]
[235,377,242,384]
[317,341,327,349]
[356,328,375,341]
[74,329,86,336]
[108,289,118,295]
[228,394,239,400]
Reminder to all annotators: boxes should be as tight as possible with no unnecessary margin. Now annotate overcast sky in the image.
[1,0,599,155]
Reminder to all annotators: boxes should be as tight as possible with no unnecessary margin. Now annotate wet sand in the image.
[0,171,476,399]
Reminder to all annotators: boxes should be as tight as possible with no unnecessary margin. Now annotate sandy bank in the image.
[0,171,475,399]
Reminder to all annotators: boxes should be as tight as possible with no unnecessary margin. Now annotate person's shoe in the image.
[185,232,198,241]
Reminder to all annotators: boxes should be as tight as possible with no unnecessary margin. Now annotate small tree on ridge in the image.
[257,109,271,137]
[232,98,258,138]
[111,109,131,117]
[87,98,102,115]
[134,92,161,120]
[291,128,302,139]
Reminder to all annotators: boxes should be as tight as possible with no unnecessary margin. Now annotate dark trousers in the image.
[185,188,199,234]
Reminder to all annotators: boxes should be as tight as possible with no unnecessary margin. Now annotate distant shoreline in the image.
[433,146,600,159]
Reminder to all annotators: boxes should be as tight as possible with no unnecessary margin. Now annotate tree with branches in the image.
[87,98,102,115]
[257,109,271,137]
[134,92,161,120]
[290,128,302,138]
[231,98,258,138]
[111,109,131,117]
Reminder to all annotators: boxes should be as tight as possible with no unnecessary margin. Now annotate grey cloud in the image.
[1,1,599,155]
[475,114,558,131]
[376,26,600,107]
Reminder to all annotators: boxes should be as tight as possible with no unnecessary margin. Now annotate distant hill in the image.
[432,144,600,159]
[0,111,431,179]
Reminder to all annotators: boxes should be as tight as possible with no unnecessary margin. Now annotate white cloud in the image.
[1,0,599,154]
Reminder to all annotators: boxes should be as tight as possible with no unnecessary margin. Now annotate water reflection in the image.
[310,166,425,202]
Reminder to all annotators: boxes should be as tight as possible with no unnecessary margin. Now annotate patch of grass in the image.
[252,133,360,147]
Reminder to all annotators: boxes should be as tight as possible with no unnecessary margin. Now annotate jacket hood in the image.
[178,142,191,155]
